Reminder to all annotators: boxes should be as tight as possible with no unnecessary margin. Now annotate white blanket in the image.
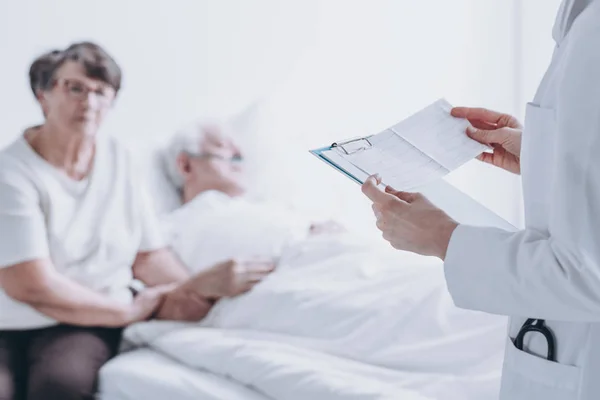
[125,193,507,399]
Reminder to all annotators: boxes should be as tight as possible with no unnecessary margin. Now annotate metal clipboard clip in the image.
[331,137,373,155]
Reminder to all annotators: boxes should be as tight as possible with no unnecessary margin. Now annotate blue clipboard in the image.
[309,147,364,185]
[309,137,375,185]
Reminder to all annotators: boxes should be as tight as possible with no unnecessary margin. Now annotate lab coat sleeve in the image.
[444,27,600,321]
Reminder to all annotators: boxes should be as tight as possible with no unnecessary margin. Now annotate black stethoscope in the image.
[513,318,556,361]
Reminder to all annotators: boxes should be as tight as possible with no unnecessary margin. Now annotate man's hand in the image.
[149,258,276,322]
[451,106,523,174]
[154,284,214,322]
[187,258,276,300]
[361,175,458,260]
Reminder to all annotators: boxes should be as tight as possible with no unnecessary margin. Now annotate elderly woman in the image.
[0,42,273,400]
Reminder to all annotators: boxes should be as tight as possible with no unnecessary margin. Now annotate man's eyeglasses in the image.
[185,151,244,164]
[53,78,114,106]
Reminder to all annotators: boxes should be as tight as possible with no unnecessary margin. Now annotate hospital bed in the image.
[97,137,507,400]
[99,348,267,400]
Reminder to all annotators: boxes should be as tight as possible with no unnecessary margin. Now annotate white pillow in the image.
[122,136,182,215]
[121,100,265,215]
[163,191,311,272]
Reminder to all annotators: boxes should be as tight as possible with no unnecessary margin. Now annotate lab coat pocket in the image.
[500,336,582,399]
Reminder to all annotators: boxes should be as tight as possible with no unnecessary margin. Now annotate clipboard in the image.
[310,137,516,231]
[308,98,489,191]
[308,137,375,185]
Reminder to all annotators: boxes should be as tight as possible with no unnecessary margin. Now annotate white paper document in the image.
[310,98,488,191]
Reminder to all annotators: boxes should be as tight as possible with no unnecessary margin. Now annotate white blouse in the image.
[0,135,165,330]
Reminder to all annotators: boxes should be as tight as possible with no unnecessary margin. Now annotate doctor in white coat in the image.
[362,1,600,399]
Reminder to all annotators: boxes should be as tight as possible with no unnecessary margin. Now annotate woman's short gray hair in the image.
[162,121,209,190]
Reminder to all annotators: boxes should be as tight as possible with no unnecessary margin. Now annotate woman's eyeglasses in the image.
[53,78,114,106]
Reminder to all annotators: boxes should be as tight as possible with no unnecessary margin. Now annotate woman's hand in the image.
[451,106,523,174]
[361,176,458,259]
[124,284,175,324]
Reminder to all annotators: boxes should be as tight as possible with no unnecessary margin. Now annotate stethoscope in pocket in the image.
[513,318,556,362]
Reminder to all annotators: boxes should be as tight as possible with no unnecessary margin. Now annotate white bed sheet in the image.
[98,348,269,400]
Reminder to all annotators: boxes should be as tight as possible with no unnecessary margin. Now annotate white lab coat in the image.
[444,1,600,399]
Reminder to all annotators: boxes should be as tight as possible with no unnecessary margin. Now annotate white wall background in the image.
[0,0,563,241]
[0,0,319,142]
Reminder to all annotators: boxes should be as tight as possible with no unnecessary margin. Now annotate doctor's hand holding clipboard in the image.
[362,1,600,399]
[361,106,523,258]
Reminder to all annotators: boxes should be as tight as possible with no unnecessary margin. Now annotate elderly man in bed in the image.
[151,122,346,321]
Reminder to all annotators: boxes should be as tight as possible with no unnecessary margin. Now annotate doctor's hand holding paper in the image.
[361,106,524,258]
[362,104,524,255]
[361,105,524,256]
[361,105,526,258]
[361,106,523,255]
[452,107,522,174]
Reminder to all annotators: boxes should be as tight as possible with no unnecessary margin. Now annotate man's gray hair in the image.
[162,121,209,190]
